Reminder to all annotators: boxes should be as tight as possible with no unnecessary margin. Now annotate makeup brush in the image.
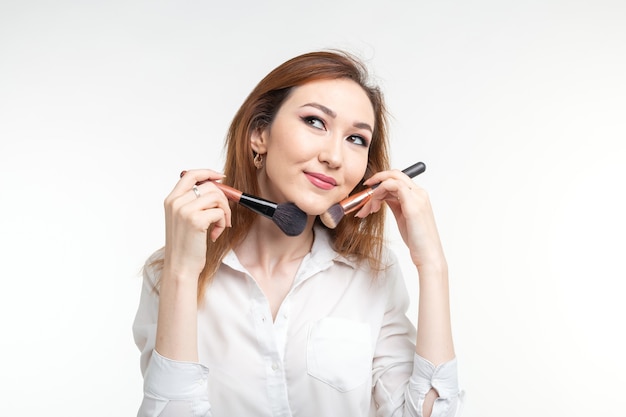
[180,171,308,237]
[320,161,426,229]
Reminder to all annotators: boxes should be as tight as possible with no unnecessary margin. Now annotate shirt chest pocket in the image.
[306,317,373,392]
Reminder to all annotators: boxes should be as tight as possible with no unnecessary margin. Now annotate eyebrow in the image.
[301,102,373,133]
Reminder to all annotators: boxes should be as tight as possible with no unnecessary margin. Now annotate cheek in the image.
[268,120,307,153]
[346,158,369,187]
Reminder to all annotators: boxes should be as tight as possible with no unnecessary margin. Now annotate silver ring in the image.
[192,185,201,198]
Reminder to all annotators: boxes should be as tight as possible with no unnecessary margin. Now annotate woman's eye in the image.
[347,135,368,147]
[303,116,325,130]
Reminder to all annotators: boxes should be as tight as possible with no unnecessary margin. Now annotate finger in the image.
[354,179,416,218]
[167,176,231,219]
[354,192,386,218]
[362,168,410,187]
[179,206,229,242]
[174,184,232,230]
[375,176,422,199]
[198,208,228,242]
[174,169,225,195]
[209,221,226,242]
[189,183,233,228]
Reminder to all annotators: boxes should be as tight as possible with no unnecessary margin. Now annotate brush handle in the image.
[179,171,244,203]
[179,171,279,219]
[341,161,427,214]
[206,182,278,220]
[401,161,426,178]
[211,182,242,202]
[371,161,426,190]
[238,192,278,219]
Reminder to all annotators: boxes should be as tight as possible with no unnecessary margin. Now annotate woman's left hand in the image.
[355,169,446,270]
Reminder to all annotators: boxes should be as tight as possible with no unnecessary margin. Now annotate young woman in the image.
[133,50,464,417]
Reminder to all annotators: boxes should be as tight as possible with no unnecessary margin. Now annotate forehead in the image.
[283,78,375,123]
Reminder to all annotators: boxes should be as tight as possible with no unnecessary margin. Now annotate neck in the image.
[235,216,316,275]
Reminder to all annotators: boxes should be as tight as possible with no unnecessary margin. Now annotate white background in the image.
[1,1,625,416]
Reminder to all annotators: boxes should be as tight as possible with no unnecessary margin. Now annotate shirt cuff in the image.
[409,353,460,399]
[143,349,210,400]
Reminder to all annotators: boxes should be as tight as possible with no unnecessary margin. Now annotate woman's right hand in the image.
[163,169,232,281]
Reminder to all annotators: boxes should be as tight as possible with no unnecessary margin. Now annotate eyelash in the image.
[302,116,325,130]
[301,116,369,147]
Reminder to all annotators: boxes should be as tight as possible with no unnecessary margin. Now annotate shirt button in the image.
[271,362,279,371]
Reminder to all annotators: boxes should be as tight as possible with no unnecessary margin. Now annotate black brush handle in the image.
[239,193,278,219]
[371,161,426,190]
[402,161,426,178]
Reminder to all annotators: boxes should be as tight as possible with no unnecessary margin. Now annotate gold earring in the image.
[253,153,264,169]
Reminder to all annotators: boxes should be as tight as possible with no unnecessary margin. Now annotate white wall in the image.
[1,1,625,416]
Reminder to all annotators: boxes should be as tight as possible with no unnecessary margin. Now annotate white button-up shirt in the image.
[133,226,463,417]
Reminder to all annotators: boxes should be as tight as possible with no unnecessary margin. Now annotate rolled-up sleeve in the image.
[406,354,464,417]
[139,350,211,417]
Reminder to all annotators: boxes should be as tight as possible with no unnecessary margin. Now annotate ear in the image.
[250,127,269,154]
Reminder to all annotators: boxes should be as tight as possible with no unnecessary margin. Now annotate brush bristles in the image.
[320,203,345,229]
[273,203,308,236]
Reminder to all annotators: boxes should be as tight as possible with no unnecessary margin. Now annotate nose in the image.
[319,135,343,168]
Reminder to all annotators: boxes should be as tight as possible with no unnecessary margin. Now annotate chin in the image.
[291,199,332,217]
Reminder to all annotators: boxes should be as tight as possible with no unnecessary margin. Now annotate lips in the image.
[305,172,337,190]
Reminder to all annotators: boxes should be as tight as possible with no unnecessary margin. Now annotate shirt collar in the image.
[222,223,358,277]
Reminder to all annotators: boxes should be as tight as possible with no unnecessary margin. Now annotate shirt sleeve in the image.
[371,251,464,417]
[139,350,211,417]
[132,250,212,417]
[405,354,465,417]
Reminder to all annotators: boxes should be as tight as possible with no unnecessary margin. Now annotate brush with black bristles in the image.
[320,161,426,229]
[180,171,308,237]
